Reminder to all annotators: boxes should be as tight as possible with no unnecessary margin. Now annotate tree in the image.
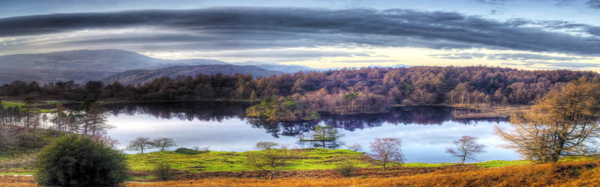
[445,135,486,164]
[35,135,128,187]
[245,149,292,180]
[496,79,600,163]
[153,138,177,151]
[254,141,279,150]
[126,137,155,154]
[84,102,110,136]
[298,126,345,149]
[23,97,38,147]
[368,138,405,171]
[347,142,363,152]
[54,103,67,131]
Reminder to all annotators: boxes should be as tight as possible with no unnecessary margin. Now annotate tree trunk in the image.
[270,169,276,180]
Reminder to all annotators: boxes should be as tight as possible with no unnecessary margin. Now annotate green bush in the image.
[34,135,129,187]
[175,147,209,155]
[153,161,174,181]
[175,147,198,155]
[334,161,356,177]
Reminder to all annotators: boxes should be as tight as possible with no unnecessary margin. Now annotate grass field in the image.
[3,158,600,187]
[0,101,53,113]
[127,148,369,173]
[126,149,595,173]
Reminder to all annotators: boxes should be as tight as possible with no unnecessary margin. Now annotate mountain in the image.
[232,61,315,73]
[102,65,283,85]
[0,49,229,72]
[0,49,230,84]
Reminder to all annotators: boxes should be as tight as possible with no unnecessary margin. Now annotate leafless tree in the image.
[126,137,155,154]
[367,138,405,171]
[446,135,486,164]
[254,141,279,150]
[347,142,363,152]
[153,138,177,151]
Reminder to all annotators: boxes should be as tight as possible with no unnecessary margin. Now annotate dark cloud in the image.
[430,52,593,61]
[487,53,593,61]
[0,7,599,56]
[589,0,600,8]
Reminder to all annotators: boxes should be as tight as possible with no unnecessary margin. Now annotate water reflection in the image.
[102,101,518,163]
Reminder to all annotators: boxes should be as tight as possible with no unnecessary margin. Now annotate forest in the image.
[0,66,595,116]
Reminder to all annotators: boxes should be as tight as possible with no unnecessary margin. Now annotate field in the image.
[0,101,53,113]
[2,158,600,186]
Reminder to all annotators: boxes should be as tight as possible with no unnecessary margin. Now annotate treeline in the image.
[0,99,113,150]
[0,66,595,106]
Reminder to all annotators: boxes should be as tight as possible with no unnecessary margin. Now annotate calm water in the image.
[102,101,519,163]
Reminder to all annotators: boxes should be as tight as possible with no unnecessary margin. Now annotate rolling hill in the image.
[101,65,283,85]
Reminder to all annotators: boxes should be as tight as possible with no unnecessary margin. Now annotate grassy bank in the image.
[3,158,600,186]
[450,104,529,119]
[3,148,593,176]
[0,101,54,113]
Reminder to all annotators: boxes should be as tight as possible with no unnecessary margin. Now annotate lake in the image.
[102,101,520,163]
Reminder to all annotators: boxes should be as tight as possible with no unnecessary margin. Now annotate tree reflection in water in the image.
[100,102,508,139]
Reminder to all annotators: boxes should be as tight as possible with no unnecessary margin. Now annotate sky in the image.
[0,0,599,69]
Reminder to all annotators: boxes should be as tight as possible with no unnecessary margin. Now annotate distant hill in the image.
[0,49,321,85]
[0,49,228,84]
[102,65,283,85]
[0,49,229,72]
[233,61,315,73]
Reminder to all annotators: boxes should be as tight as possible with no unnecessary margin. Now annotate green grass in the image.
[0,101,53,113]
[127,149,600,174]
[0,172,34,176]
[403,162,456,167]
[127,148,367,173]
[473,160,532,168]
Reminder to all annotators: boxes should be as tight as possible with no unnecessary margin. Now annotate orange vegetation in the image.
[2,160,600,187]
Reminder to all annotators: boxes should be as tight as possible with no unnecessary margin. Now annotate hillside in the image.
[0,49,229,84]
[0,50,318,85]
[102,65,283,85]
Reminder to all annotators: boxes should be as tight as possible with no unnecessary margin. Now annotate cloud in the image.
[476,0,507,5]
[333,60,401,63]
[502,61,600,69]
[589,0,600,8]
[430,53,487,59]
[0,7,599,57]
[430,52,593,61]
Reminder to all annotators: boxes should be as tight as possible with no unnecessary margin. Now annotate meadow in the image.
[2,157,600,187]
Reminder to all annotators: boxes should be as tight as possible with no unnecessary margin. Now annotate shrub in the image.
[175,147,210,155]
[334,162,356,177]
[153,161,174,181]
[34,135,128,187]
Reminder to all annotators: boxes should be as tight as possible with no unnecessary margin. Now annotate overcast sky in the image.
[0,0,599,69]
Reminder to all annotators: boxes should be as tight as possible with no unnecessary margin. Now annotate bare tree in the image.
[254,141,279,150]
[126,137,155,154]
[347,142,363,152]
[446,135,485,164]
[496,79,600,163]
[368,138,405,171]
[153,138,177,151]
[245,149,292,180]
